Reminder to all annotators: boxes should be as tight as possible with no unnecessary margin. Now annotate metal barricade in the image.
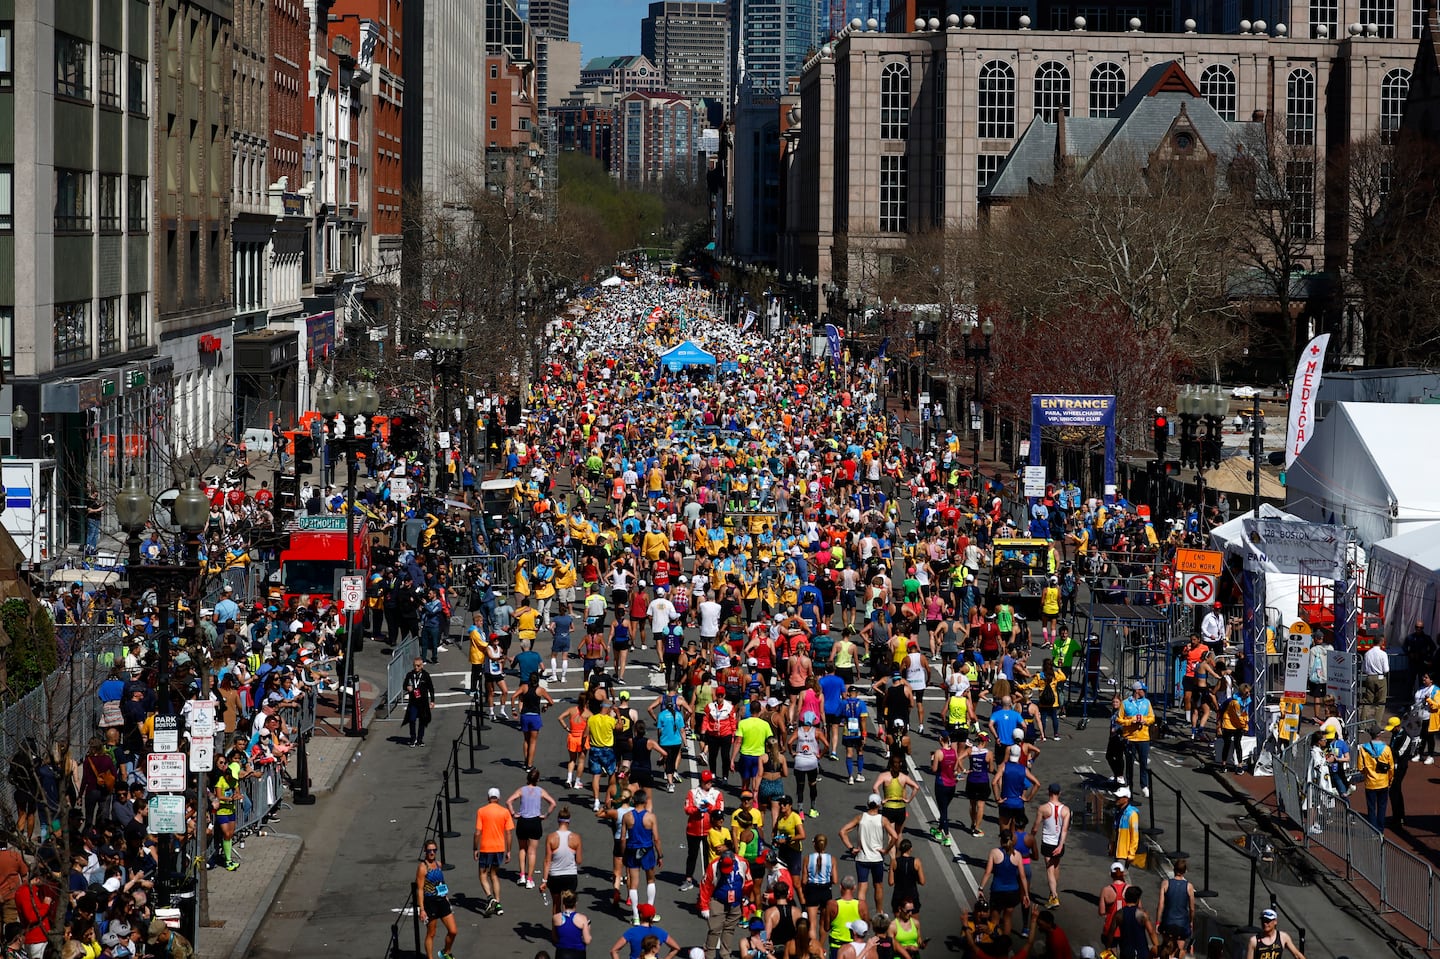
[384,635,419,716]
[1384,843,1433,935]
[235,763,285,834]
[1349,813,1385,890]
[296,689,317,739]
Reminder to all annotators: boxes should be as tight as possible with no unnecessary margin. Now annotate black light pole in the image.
[914,315,938,452]
[964,317,995,470]
[425,332,468,492]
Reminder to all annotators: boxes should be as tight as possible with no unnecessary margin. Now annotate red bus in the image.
[269,515,371,609]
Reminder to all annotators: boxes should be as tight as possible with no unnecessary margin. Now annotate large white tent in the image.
[1209,504,1304,626]
[1285,402,1440,547]
[1368,524,1440,643]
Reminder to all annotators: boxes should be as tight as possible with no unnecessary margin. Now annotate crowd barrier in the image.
[384,635,420,717]
[1271,733,1439,948]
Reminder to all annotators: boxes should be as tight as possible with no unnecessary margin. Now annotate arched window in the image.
[1089,61,1126,118]
[1034,61,1071,123]
[880,61,911,140]
[1286,68,1316,145]
[1199,64,1237,121]
[1381,68,1411,143]
[978,59,1016,140]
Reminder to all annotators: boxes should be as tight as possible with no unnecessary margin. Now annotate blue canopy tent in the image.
[656,340,718,379]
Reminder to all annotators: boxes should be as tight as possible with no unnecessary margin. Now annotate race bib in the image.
[433,883,450,897]
[845,717,861,736]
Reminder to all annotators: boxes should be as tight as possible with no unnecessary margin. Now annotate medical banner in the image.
[825,323,842,366]
[1029,395,1118,504]
[1285,333,1330,469]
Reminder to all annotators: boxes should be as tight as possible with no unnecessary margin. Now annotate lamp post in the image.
[914,315,938,452]
[117,472,209,936]
[964,316,995,469]
[1201,385,1227,472]
[425,331,469,491]
[317,380,381,735]
[9,405,27,457]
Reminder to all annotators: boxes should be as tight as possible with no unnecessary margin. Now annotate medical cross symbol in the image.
[1310,344,1321,355]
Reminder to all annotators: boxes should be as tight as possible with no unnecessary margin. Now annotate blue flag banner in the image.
[825,324,842,366]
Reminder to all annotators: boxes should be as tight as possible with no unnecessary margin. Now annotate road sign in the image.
[1023,466,1046,498]
[151,794,186,834]
[340,574,365,612]
[1175,547,1224,576]
[147,753,187,792]
[1327,647,1356,712]
[919,392,930,410]
[390,477,413,501]
[153,715,179,753]
[296,515,348,531]
[1182,573,1217,605]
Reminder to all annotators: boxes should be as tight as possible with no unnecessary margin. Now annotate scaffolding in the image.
[1069,602,1176,723]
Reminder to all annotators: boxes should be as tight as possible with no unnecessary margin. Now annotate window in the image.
[1286,69,1316,145]
[490,91,498,104]
[54,300,91,366]
[98,47,121,107]
[1034,61,1071,123]
[489,116,498,130]
[490,64,499,79]
[1089,62,1126,118]
[1381,68,1410,144]
[1191,64,1236,122]
[128,56,147,114]
[126,293,146,348]
[98,296,121,357]
[978,60,1015,140]
[99,174,121,231]
[127,176,147,232]
[0,23,12,90]
[978,154,1004,192]
[880,154,907,232]
[0,306,11,375]
[55,169,90,231]
[1415,0,1426,36]
[880,62,911,140]
[1309,0,1338,34]
[932,59,946,227]
[55,33,90,99]
[1286,159,1315,240]
[1360,0,1396,35]
[0,165,10,231]
[1048,6,1071,29]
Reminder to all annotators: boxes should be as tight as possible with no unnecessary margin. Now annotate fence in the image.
[384,634,420,717]
[1270,733,1440,948]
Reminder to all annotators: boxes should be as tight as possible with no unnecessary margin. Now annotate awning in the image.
[656,340,718,372]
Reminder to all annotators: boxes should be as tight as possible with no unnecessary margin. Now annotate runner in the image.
[416,839,457,959]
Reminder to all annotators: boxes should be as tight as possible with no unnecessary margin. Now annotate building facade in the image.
[642,1,732,104]
[536,36,581,112]
[782,17,1417,308]
[529,0,570,38]
[731,0,823,97]
[402,0,486,211]
[554,86,617,167]
[580,55,664,93]
[613,90,706,183]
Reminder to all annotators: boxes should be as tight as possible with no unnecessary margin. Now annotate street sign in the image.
[1023,466,1046,498]
[187,700,216,740]
[1182,573,1217,606]
[151,794,186,835]
[153,715,179,753]
[921,405,931,423]
[1174,547,1224,576]
[340,574,365,612]
[1326,647,1356,712]
[390,477,413,501]
[296,515,348,532]
[147,753,187,792]
[190,736,213,773]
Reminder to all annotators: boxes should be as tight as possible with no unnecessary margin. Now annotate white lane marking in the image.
[904,753,981,902]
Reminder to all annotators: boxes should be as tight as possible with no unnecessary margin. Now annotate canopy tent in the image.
[1203,456,1285,500]
[1285,402,1440,547]
[1209,504,1305,627]
[656,339,718,378]
[1368,524,1440,644]
[599,275,626,287]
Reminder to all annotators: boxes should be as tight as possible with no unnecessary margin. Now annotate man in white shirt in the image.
[647,590,678,646]
[1362,637,1390,723]
[697,593,723,642]
[1201,602,1228,648]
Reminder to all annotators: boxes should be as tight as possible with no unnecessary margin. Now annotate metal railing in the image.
[384,634,420,717]
[1271,734,1439,948]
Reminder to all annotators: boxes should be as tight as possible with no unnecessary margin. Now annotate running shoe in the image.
[526,878,536,889]
[225,861,239,872]
[808,809,819,818]
[1045,896,1060,908]
[929,827,944,843]
[942,834,952,847]
[491,901,504,917]
[679,879,696,892]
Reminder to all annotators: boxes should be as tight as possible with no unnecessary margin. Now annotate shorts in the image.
[1160,922,1192,941]
[423,895,453,920]
[909,684,925,702]
[548,874,579,898]
[1041,841,1063,860]
[215,813,237,825]
[1308,681,1327,698]
[551,635,572,653]
[588,746,617,775]
[624,845,658,871]
[518,817,543,842]
[1183,676,1199,695]
[855,859,886,884]
[882,807,906,828]
[841,590,857,609]
[991,888,1022,911]
[759,778,786,802]
[614,637,632,650]
[965,780,991,801]
[476,851,504,870]
[982,647,1000,663]
[837,667,855,684]
[522,712,544,733]
[803,881,833,908]
[825,713,842,730]
[738,754,761,779]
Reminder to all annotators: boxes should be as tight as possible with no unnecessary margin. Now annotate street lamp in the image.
[914,315,938,451]
[1176,386,1203,469]
[425,331,469,489]
[1201,385,1227,470]
[6,405,25,458]
[964,316,995,469]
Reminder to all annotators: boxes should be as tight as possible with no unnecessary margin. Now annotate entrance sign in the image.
[1029,395,1117,505]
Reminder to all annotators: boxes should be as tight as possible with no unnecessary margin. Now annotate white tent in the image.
[1285,402,1440,547]
[600,275,626,288]
[1210,504,1305,626]
[1368,524,1440,643]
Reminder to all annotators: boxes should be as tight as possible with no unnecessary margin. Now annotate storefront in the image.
[234,328,301,431]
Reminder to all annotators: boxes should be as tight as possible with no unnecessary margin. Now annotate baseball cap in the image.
[101,932,122,949]
[1213,601,1223,609]
[639,904,657,920]
[1110,861,1127,874]
[747,657,758,666]
[1131,680,1145,691]
[1080,949,1098,959]
[487,787,501,799]
[1261,908,1278,921]
[109,923,132,940]
[618,690,631,701]
[847,919,870,937]
[1387,716,1402,731]
[1008,744,1022,761]
[748,917,765,931]
[1114,786,1132,799]
[700,770,714,783]
[868,793,882,807]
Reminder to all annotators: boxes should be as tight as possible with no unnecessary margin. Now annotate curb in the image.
[1207,767,1428,959]
[225,832,305,959]
[310,734,364,795]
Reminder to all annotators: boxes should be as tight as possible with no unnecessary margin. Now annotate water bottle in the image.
[542,887,550,908]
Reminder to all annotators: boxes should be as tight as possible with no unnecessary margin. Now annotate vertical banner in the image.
[1029,395,1118,505]
[741,310,757,334]
[1285,333,1331,468]
[825,323,842,366]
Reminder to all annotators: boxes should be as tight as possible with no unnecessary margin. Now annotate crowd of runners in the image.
[403,273,1306,959]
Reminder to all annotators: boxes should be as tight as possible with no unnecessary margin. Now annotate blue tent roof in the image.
[657,340,717,370]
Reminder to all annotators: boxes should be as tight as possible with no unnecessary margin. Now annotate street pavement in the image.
[235,631,1407,959]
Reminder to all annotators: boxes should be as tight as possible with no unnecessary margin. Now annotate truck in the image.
[268,515,371,610]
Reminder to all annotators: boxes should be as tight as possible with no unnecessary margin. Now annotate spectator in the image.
[1356,724,1396,832]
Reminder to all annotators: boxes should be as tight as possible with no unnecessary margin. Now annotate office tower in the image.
[642,1,731,103]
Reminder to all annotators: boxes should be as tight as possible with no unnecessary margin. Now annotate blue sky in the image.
[571,0,648,60]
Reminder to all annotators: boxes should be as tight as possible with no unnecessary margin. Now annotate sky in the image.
[571,0,649,61]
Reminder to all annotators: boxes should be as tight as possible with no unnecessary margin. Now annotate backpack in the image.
[713,855,746,906]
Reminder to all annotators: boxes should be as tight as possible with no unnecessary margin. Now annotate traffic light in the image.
[293,433,314,475]
[1163,461,1183,477]
[1153,411,1169,459]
